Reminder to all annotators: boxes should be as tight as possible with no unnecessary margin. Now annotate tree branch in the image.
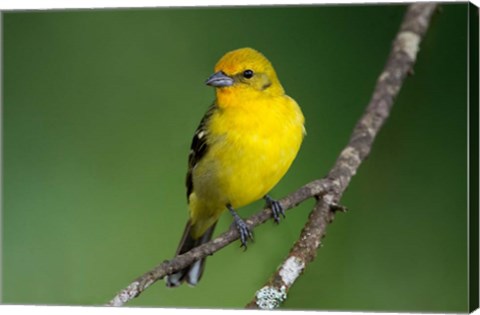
[107,178,333,307]
[107,3,437,307]
[246,3,438,309]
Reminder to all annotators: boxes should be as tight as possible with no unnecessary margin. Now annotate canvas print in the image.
[2,2,478,312]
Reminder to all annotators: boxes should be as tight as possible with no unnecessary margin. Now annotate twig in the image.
[246,3,438,309]
[107,3,437,307]
[107,179,333,307]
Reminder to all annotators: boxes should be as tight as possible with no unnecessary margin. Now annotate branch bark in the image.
[107,2,437,308]
[246,3,438,309]
[107,178,333,307]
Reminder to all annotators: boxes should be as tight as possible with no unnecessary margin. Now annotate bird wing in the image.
[186,104,217,201]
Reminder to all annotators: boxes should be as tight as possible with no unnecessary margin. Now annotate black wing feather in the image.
[186,104,216,201]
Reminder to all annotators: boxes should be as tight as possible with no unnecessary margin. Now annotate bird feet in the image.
[264,195,285,223]
[227,205,253,250]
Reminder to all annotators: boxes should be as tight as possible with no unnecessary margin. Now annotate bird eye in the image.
[243,69,254,79]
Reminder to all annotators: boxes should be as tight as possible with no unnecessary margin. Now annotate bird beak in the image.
[205,71,234,87]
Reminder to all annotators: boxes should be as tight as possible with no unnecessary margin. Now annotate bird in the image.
[166,47,305,287]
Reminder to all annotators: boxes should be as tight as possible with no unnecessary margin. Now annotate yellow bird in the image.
[166,47,305,287]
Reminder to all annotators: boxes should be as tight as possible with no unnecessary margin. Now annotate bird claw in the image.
[234,218,254,250]
[265,195,285,223]
[228,204,253,249]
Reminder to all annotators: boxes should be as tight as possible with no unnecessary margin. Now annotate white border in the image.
[0,0,472,11]
[0,1,477,315]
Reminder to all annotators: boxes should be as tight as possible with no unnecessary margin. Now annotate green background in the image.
[2,3,469,312]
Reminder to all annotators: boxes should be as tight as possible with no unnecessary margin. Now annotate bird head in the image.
[205,48,285,99]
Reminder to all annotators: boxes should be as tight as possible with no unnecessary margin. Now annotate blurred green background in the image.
[2,3,469,312]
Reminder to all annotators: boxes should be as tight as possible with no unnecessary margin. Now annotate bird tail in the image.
[166,220,217,287]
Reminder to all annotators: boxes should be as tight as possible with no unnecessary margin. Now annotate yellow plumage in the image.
[166,47,305,287]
